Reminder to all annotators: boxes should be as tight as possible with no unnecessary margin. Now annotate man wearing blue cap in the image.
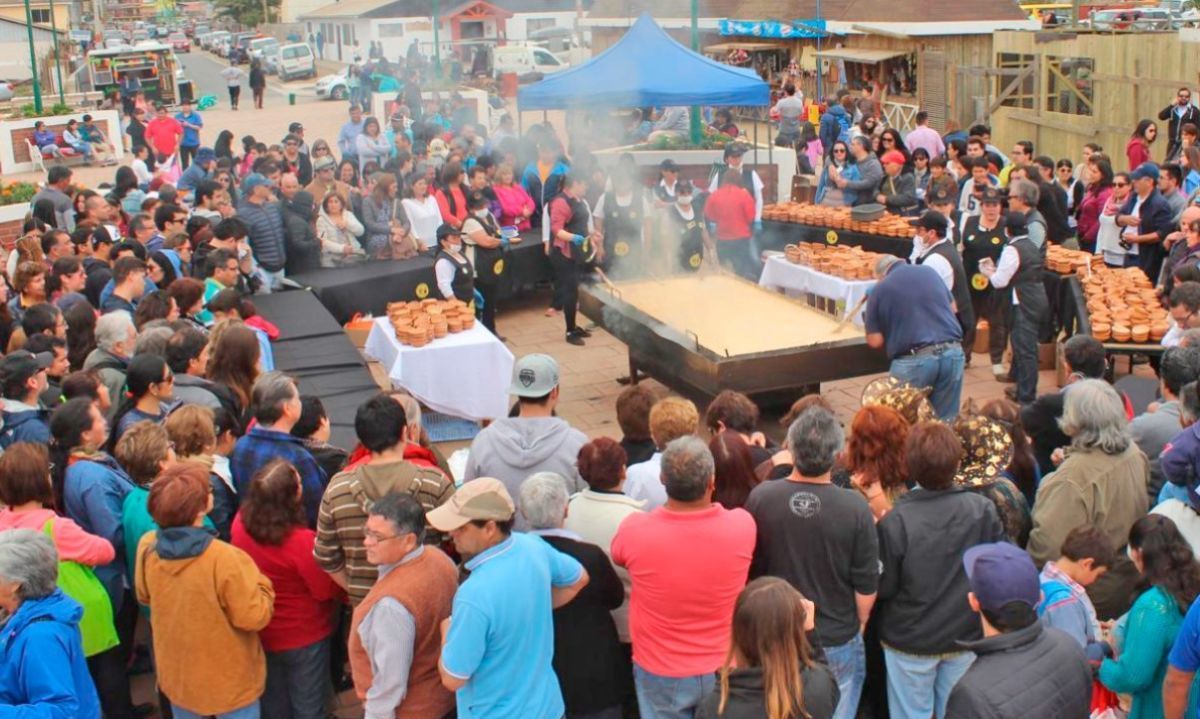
[237,174,289,292]
[1118,161,1175,282]
[946,542,1091,718]
[176,147,216,201]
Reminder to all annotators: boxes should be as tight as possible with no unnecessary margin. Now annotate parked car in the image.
[493,44,568,79]
[273,43,316,80]
[248,36,279,63]
[0,81,13,102]
[315,68,349,100]
[206,30,230,52]
[169,32,190,53]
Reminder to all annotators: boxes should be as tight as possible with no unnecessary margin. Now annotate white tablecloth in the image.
[363,316,514,421]
[758,254,876,326]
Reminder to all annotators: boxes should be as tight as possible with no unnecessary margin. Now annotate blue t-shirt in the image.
[441,533,583,719]
[175,111,203,148]
[1171,595,1200,672]
[864,263,963,360]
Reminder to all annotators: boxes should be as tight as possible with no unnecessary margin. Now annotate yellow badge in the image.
[415,282,430,299]
[826,230,839,245]
[991,237,1002,245]
[615,241,631,257]
[971,273,989,291]
[688,253,702,269]
[493,259,505,275]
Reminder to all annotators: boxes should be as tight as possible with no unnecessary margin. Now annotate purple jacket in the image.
[1159,422,1200,496]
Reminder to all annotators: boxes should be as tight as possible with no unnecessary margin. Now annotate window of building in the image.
[525,17,555,33]
[378,22,404,38]
[995,53,1036,110]
[1045,56,1094,117]
[30,8,51,23]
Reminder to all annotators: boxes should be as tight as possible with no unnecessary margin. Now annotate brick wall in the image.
[0,217,24,251]
[7,116,119,165]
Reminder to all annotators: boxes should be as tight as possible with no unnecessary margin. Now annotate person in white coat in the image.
[315,193,365,267]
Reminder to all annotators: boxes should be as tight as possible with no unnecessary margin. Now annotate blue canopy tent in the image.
[517,13,771,110]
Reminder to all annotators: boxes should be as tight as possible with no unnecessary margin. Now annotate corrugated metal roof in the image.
[587,0,1028,25]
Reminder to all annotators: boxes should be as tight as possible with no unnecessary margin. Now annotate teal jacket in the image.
[122,486,215,614]
[1099,585,1199,719]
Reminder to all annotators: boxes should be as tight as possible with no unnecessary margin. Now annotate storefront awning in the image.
[816,47,909,63]
[705,41,787,52]
[718,19,828,39]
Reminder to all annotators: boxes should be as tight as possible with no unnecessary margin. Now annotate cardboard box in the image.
[344,316,374,348]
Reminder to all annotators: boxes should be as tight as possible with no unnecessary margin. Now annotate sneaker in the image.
[1004,386,1019,402]
[574,326,592,338]
[544,307,559,317]
[566,331,585,346]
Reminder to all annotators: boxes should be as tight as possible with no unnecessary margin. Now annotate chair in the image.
[23,138,46,173]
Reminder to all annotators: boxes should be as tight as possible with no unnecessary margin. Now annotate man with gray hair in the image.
[1006,178,1047,248]
[612,437,756,718]
[0,528,102,716]
[83,310,137,418]
[231,371,327,525]
[746,406,878,719]
[521,473,629,719]
[348,492,458,719]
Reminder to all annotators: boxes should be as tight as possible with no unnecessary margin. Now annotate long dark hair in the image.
[49,398,101,509]
[1132,119,1156,144]
[32,199,57,228]
[710,430,760,510]
[1130,514,1200,613]
[1089,156,1115,192]
[207,324,260,413]
[215,130,235,160]
[240,459,306,546]
[113,167,139,200]
[107,354,167,453]
[65,301,97,371]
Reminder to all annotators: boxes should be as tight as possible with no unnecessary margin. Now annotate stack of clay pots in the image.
[1081,267,1169,344]
[387,299,475,347]
[762,202,913,237]
[784,242,883,281]
[1045,245,1105,275]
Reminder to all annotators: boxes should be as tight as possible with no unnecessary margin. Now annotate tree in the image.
[212,0,281,26]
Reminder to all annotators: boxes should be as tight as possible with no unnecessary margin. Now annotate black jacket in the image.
[876,487,1005,655]
[946,622,1091,719]
[280,192,321,274]
[236,198,288,273]
[1159,102,1200,159]
[696,664,839,719]
[1022,390,1069,476]
[540,534,631,715]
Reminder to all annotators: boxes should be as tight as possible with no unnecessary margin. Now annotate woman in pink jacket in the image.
[1076,156,1114,254]
[494,163,537,231]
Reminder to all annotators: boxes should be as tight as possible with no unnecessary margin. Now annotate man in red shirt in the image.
[144,103,183,162]
[704,169,757,278]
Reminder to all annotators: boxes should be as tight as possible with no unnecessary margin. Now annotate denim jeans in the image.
[256,268,286,293]
[1010,308,1039,404]
[889,343,965,420]
[824,633,866,719]
[172,700,260,719]
[882,647,974,719]
[261,639,331,719]
[716,238,755,279]
[633,663,715,719]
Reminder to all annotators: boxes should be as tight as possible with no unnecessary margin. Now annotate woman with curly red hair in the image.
[846,405,911,521]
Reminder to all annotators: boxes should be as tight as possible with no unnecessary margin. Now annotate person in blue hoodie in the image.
[819,94,855,157]
[0,350,53,450]
[521,140,570,232]
[0,528,102,719]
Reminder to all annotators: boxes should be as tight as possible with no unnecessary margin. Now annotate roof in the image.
[0,15,66,34]
[301,0,587,18]
[586,0,1028,25]
[817,47,906,62]
[519,13,768,109]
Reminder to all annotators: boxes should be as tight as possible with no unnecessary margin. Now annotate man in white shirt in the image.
[981,212,1050,403]
[624,396,699,510]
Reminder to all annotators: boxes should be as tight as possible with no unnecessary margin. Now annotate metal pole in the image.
[48,0,64,103]
[23,0,43,113]
[815,0,822,102]
[432,0,442,80]
[689,0,701,145]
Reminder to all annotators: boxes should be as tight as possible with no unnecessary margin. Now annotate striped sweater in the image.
[314,459,455,604]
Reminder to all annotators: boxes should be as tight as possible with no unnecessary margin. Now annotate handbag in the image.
[42,518,119,657]
[1089,680,1124,719]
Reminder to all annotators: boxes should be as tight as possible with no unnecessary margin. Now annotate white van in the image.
[275,43,316,81]
[248,36,280,61]
[493,44,567,78]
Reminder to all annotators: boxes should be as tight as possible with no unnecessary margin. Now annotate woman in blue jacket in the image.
[0,528,102,718]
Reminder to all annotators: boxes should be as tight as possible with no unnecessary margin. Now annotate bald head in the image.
[279,173,300,200]
[1182,205,1200,230]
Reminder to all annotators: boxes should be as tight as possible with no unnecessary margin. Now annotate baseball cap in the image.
[979,186,1004,204]
[313,155,335,171]
[509,353,559,398]
[880,150,906,166]
[963,542,1040,612]
[914,210,949,234]
[426,477,515,531]
[242,173,272,191]
[436,223,462,241]
[927,186,955,206]
[1131,162,1160,182]
[288,122,304,133]
[660,159,680,172]
[0,350,52,387]
[724,143,749,158]
[195,147,216,165]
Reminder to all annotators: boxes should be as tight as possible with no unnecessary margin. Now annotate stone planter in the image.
[0,110,124,174]
[593,144,796,204]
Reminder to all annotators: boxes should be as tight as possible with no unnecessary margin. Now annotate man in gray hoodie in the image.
[835,136,884,207]
[463,354,588,530]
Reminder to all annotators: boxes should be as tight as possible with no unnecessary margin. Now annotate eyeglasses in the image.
[834,148,847,153]
[1113,182,1129,187]
[364,530,402,543]
[285,141,298,147]
[1182,94,1192,100]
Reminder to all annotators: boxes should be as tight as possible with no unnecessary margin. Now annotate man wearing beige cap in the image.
[430,478,589,719]
[462,354,587,530]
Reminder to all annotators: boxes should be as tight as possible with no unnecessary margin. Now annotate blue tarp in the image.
[517,13,770,110]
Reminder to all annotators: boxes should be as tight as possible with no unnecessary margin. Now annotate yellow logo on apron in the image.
[493,259,505,275]
[826,230,839,245]
[415,282,430,299]
[971,273,990,291]
[991,237,1002,245]
[688,253,702,269]
[615,241,631,257]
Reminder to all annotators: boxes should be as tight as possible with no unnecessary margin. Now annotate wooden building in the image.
[581,0,1036,131]
[986,29,1200,164]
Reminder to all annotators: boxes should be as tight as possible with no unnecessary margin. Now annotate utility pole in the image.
[48,0,64,103]
[23,0,43,113]
[688,0,701,145]
[815,0,822,102]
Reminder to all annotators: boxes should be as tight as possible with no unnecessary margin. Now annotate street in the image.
[178,50,327,106]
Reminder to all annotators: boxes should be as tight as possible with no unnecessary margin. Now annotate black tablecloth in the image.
[288,237,551,324]
[252,290,380,448]
[760,220,913,258]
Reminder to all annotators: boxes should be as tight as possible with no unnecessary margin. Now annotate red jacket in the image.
[704,185,756,241]
[344,442,443,473]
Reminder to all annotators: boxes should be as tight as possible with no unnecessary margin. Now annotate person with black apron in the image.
[548,174,597,346]
[434,223,475,304]
[959,187,1010,381]
[981,212,1050,404]
[662,180,710,273]
[911,210,976,365]
[461,191,507,335]
[594,170,650,278]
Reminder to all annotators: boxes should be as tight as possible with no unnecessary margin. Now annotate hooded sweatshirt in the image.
[0,401,51,449]
[0,588,102,719]
[463,416,589,531]
[135,527,274,716]
[315,459,456,604]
